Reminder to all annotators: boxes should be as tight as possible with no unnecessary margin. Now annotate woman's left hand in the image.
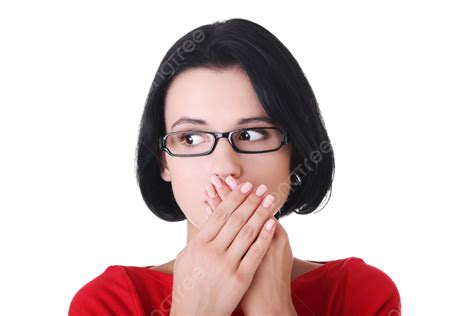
[204,177,297,315]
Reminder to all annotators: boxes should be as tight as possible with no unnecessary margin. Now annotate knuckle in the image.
[214,209,230,223]
[260,229,273,240]
[207,244,221,259]
[227,214,246,228]
[249,245,263,257]
[247,193,262,205]
[231,190,246,203]
[233,270,250,284]
[254,207,269,219]
[240,224,254,237]
[197,243,219,261]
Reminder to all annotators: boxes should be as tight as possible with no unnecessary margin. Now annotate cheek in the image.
[170,178,205,227]
[167,161,207,216]
[170,170,201,200]
[168,160,200,185]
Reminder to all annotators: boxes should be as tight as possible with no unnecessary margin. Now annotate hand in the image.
[170,176,277,315]
[239,220,296,315]
[205,176,296,315]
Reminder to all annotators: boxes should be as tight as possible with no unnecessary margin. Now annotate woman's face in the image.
[160,65,292,228]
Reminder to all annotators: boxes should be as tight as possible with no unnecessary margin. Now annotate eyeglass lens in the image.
[165,128,284,155]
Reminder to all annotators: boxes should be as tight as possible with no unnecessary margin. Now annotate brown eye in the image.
[238,129,268,142]
[177,132,206,146]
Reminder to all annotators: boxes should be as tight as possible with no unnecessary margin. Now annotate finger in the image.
[212,183,269,250]
[205,175,243,211]
[273,219,286,239]
[226,194,278,261]
[211,175,241,201]
[197,181,251,243]
[205,184,222,212]
[205,174,244,210]
[202,200,213,226]
[237,217,276,277]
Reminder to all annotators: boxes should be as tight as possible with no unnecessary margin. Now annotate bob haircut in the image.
[135,18,335,222]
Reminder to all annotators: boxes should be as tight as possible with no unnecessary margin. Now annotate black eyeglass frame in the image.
[158,126,290,157]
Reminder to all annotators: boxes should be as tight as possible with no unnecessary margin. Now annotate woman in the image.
[69,18,401,315]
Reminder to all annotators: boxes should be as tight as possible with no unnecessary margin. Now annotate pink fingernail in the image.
[262,194,274,208]
[204,205,212,216]
[256,184,267,197]
[265,219,275,231]
[225,176,238,190]
[240,182,253,194]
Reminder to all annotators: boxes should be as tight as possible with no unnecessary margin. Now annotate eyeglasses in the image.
[159,127,290,157]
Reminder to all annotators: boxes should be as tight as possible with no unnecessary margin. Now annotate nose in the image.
[210,136,242,181]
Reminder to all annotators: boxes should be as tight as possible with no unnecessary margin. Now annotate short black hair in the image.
[135,18,335,222]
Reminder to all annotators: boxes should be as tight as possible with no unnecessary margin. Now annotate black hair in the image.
[135,18,335,222]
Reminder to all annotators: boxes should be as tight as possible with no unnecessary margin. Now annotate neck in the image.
[186,219,200,244]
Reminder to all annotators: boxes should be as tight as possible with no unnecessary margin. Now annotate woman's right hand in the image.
[169,177,277,316]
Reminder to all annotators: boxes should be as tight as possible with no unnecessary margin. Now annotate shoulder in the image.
[68,265,144,316]
[332,257,402,315]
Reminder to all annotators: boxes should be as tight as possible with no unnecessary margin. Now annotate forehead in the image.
[163,66,270,131]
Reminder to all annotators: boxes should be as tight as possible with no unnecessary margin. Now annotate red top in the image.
[69,257,401,315]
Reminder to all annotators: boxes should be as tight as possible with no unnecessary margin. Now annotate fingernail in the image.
[240,181,253,194]
[225,175,238,190]
[205,185,216,198]
[256,184,267,197]
[204,205,212,216]
[211,175,223,189]
[265,219,275,231]
[262,194,274,208]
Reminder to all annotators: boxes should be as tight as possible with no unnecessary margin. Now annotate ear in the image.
[159,152,171,182]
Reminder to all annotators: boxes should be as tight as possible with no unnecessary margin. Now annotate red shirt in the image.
[69,257,401,315]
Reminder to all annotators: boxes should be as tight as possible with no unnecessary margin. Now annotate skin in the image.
[204,176,296,315]
[157,65,323,313]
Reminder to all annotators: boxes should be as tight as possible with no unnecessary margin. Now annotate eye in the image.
[238,129,269,142]
[177,132,206,146]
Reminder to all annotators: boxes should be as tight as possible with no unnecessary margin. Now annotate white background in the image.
[1,1,473,315]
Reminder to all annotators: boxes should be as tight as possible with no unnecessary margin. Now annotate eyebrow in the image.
[171,116,276,130]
